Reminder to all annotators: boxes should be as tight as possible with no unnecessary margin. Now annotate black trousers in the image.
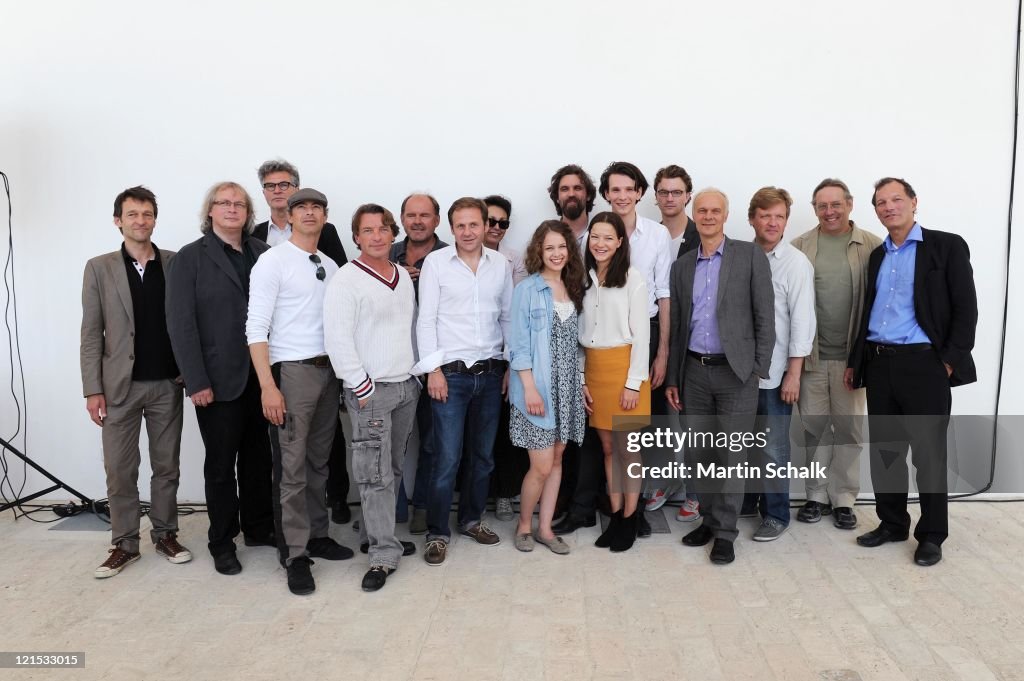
[563,426,603,519]
[649,316,667,416]
[194,371,275,557]
[325,395,351,508]
[491,400,530,498]
[865,348,952,545]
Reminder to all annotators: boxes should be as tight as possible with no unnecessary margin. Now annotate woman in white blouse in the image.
[579,211,651,552]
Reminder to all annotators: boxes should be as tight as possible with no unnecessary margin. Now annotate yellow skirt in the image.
[585,345,651,431]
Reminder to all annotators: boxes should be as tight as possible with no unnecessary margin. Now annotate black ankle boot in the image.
[610,508,638,552]
[595,510,622,548]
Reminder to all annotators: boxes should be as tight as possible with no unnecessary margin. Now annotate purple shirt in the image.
[689,239,725,354]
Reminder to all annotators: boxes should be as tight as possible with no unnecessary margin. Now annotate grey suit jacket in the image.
[665,237,775,387]
[165,232,269,401]
[80,248,176,404]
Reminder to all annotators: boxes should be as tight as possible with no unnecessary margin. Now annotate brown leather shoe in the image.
[94,547,140,579]
[155,533,193,564]
[459,522,501,546]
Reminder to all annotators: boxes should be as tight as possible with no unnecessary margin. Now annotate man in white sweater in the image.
[247,188,354,596]
[324,204,420,592]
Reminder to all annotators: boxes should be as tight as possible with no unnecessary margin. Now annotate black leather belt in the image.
[295,355,333,368]
[441,358,508,375]
[868,342,933,356]
[687,350,728,366]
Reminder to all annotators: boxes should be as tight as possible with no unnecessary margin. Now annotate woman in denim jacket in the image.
[508,221,587,554]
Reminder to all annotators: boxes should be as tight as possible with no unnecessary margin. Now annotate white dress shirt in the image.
[415,246,512,373]
[266,219,292,247]
[628,215,672,317]
[578,267,651,390]
[246,240,339,364]
[761,242,816,390]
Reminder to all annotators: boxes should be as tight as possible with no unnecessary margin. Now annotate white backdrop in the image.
[0,0,1019,502]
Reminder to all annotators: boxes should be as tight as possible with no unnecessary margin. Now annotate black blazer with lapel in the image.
[666,236,776,388]
[165,231,270,401]
[848,227,977,388]
[252,221,348,268]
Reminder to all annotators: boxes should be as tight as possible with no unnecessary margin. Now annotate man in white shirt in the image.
[251,158,353,526]
[416,197,513,566]
[325,203,420,592]
[743,187,816,541]
[247,188,354,596]
[599,161,672,537]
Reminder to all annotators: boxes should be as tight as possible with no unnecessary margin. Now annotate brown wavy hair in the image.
[524,220,586,312]
[584,212,631,290]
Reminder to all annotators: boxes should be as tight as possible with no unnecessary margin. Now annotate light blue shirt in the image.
[867,223,931,345]
[508,273,557,430]
[689,239,725,354]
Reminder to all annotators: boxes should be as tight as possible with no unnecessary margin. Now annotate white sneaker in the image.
[676,499,700,522]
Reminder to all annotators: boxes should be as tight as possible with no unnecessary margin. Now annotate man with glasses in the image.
[252,159,352,525]
[654,164,699,260]
[416,197,512,566]
[247,188,354,595]
[791,179,881,530]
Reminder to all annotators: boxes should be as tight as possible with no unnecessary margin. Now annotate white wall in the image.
[0,0,1018,502]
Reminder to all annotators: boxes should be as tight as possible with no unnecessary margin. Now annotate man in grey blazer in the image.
[665,188,775,565]
[81,186,191,578]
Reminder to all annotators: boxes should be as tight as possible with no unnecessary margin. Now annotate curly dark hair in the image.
[524,220,586,312]
[584,212,631,290]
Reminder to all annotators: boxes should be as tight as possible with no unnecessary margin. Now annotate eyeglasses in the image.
[487,217,510,230]
[212,200,247,210]
[656,190,687,199]
[262,181,296,191]
[814,202,845,212]
[309,254,326,281]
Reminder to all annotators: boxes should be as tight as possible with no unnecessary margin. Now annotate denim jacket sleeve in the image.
[509,280,534,372]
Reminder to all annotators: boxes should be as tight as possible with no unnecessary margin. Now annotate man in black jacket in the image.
[844,177,978,567]
[252,159,352,524]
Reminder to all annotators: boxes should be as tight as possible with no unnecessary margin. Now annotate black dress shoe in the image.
[307,537,354,560]
[914,541,942,566]
[287,556,315,595]
[682,525,714,547]
[796,500,832,523]
[361,566,395,592]
[552,514,596,536]
[636,511,652,538]
[360,541,415,556]
[332,502,352,525]
[709,538,735,565]
[243,533,276,548]
[856,526,909,547]
[833,507,857,530]
[213,552,242,575]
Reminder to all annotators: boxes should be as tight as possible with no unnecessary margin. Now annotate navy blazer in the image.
[252,221,348,268]
[165,231,269,400]
[848,227,978,388]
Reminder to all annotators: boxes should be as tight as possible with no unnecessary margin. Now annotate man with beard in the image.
[547,164,597,253]
[546,165,607,537]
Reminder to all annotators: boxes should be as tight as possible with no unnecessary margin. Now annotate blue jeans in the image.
[426,367,503,540]
[395,389,435,519]
[744,386,793,525]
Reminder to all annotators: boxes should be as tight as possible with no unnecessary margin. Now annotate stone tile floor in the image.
[2,502,1023,680]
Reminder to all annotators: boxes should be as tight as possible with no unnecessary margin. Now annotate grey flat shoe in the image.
[514,532,535,552]
[533,534,570,555]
